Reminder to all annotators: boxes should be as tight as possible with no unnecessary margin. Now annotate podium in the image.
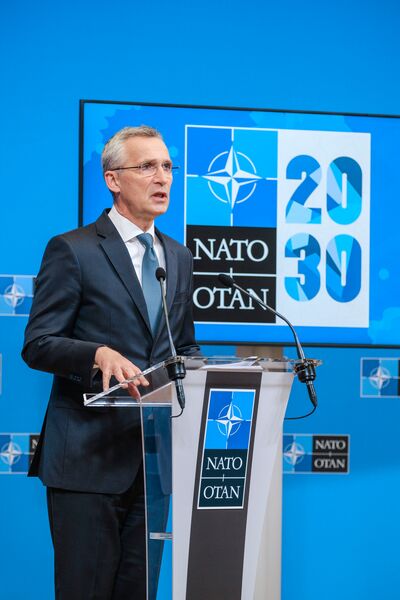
[85,356,298,600]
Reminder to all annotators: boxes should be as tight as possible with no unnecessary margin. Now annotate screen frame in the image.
[79,99,400,349]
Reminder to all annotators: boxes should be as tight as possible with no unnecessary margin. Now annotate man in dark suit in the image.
[22,126,199,599]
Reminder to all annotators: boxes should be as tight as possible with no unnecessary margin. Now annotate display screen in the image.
[80,100,400,346]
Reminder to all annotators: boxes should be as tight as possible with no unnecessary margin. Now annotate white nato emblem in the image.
[203,146,261,209]
[0,441,22,466]
[216,403,244,438]
[368,366,391,390]
[3,284,26,308]
[283,442,305,466]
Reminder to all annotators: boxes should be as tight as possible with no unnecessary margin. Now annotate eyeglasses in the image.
[111,161,179,177]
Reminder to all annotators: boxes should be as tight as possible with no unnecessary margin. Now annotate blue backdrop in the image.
[1,1,400,598]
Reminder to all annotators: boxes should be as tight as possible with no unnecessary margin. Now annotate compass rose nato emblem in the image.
[203,146,261,219]
[3,283,25,308]
[185,126,278,228]
[0,440,22,466]
[283,441,305,466]
[368,366,391,390]
[0,275,35,316]
[215,402,244,439]
[361,358,400,397]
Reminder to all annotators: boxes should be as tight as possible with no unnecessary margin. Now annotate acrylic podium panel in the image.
[84,359,176,600]
[85,357,296,600]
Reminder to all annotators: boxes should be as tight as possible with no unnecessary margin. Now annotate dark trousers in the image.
[47,469,146,600]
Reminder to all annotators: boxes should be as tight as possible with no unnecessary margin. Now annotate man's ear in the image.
[104,170,120,194]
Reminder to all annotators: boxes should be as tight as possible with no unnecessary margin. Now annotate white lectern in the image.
[85,356,298,600]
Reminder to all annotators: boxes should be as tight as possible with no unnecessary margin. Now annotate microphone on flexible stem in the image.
[155,267,186,411]
[218,273,317,409]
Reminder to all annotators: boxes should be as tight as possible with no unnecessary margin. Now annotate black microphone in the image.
[218,273,317,408]
[156,267,186,410]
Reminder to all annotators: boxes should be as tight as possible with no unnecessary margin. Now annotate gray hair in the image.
[101,125,163,173]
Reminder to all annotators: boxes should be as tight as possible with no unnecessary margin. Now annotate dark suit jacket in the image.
[22,209,199,494]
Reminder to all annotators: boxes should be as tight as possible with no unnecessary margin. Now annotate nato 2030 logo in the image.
[360,358,400,397]
[0,433,39,474]
[283,434,350,474]
[0,275,35,316]
[198,388,255,509]
[184,125,370,330]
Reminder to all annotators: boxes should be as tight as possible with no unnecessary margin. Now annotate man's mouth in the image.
[152,192,167,199]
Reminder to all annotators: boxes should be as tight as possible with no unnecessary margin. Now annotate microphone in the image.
[156,267,186,411]
[218,273,317,408]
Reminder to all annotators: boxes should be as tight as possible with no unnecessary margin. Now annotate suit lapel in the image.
[153,228,178,343]
[95,210,152,334]
[157,230,178,312]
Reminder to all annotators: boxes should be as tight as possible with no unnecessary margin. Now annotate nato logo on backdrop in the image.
[0,275,35,316]
[198,388,255,509]
[0,433,39,474]
[283,434,350,474]
[186,126,277,325]
[360,357,400,397]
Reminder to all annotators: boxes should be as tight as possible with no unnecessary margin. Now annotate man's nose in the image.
[153,164,169,183]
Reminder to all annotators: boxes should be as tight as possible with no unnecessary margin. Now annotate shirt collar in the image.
[108,205,156,242]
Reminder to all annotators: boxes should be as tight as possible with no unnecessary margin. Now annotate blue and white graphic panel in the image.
[0,433,39,474]
[360,357,400,397]
[0,275,35,317]
[283,434,350,474]
[185,126,277,228]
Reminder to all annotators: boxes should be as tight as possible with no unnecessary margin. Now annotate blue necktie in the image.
[137,233,162,334]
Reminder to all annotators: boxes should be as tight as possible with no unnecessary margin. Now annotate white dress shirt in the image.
[108,205,166,286]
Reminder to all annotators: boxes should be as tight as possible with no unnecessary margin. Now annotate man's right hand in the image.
[94,346,149,399]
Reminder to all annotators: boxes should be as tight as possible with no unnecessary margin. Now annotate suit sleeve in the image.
[22,235,102,387]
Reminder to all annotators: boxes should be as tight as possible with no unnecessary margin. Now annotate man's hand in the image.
[94,346,149,399]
